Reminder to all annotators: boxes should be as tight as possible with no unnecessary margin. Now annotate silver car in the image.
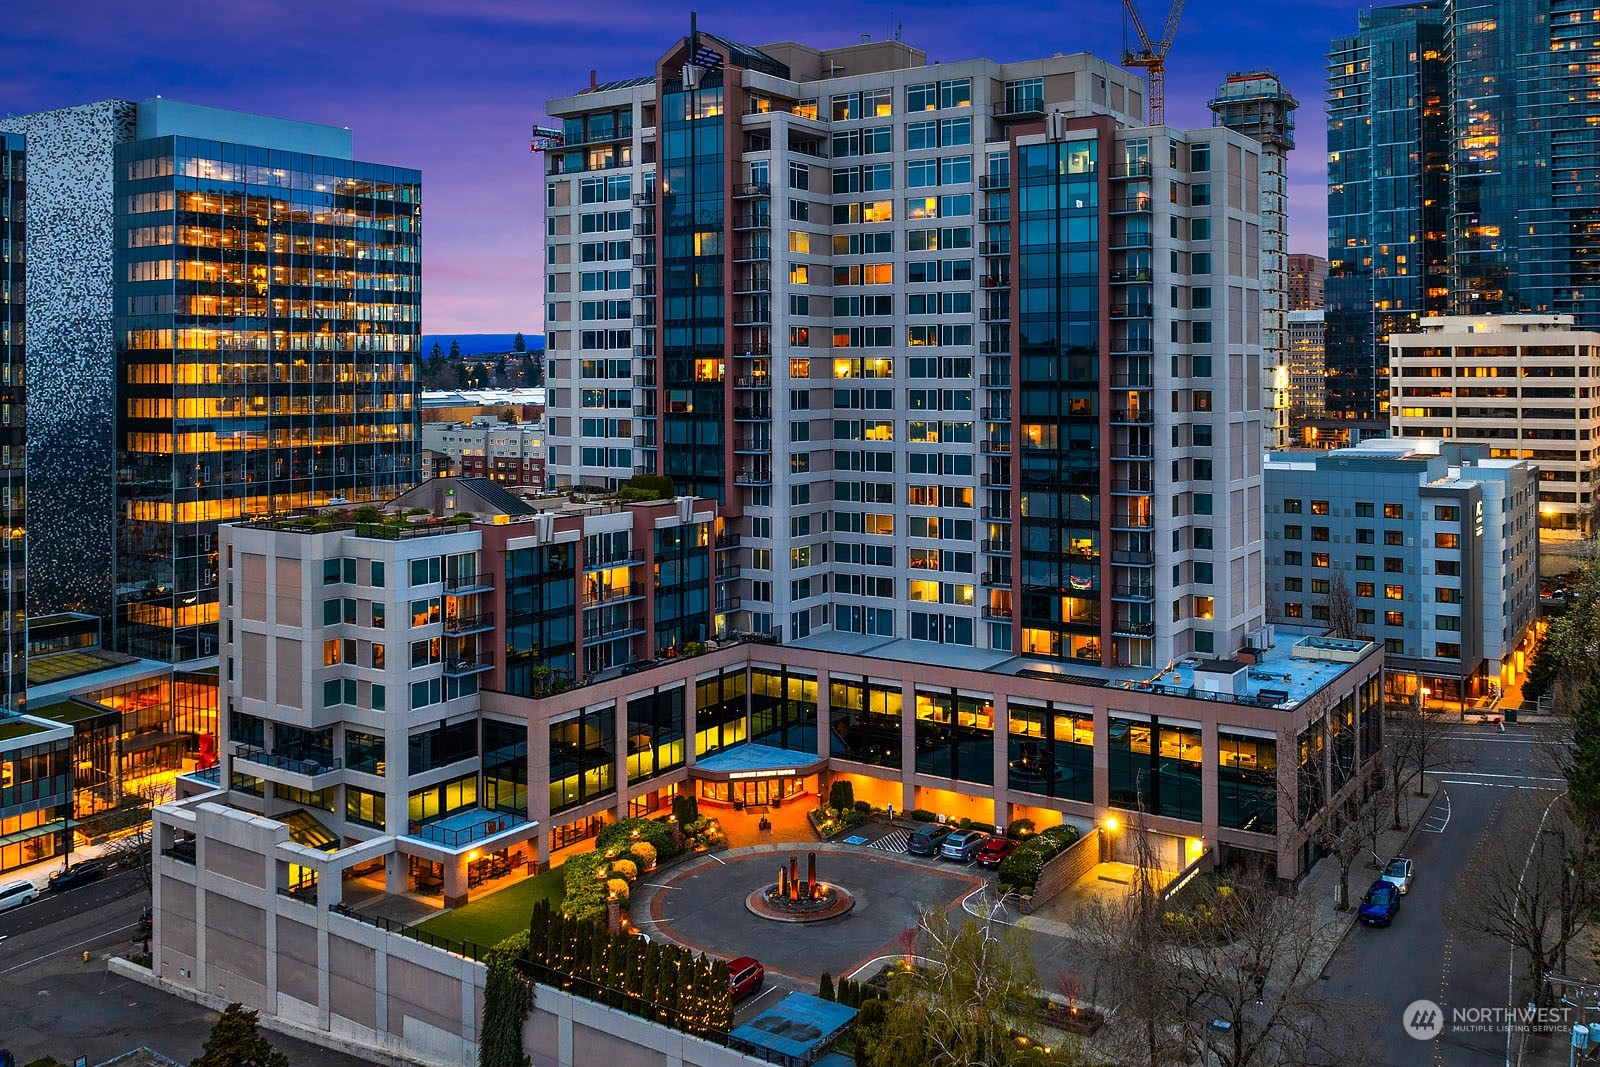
[1381,857,1414,895]
[940,829,990,862]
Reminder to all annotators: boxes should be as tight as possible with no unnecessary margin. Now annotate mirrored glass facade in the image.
[0,133,24,709]
[114,137,420,661]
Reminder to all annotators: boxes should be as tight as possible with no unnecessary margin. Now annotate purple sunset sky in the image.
[7,0,1374,334]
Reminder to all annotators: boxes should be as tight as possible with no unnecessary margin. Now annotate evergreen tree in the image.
[818,972,835,1001]
[1568,675,1600,823]
[449,339,462,359]
[708,958,733,1036]
[430,341,444,362]
[191,1002,289,1067]
[513,331,527,352]
[521,353,536,385]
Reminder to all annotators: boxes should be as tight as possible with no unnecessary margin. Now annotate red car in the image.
[974,837,1019,868]
[729,956,765,1001]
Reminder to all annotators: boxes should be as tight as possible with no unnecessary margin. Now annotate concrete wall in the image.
[1018,828,1102,914]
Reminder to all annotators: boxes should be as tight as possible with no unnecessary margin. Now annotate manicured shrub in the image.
[596,817,677,859]
[629,841,658,869]
[911,809,938,822]
[610,858,638,882]
[828,779,856,812]
[1005,818,1036,840]
[854,800,872,814]
[672,794,700,827]
[606,878,631,900]
[818,972,835,1001]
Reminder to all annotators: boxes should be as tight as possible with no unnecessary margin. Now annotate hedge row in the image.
[997,824,1081,896]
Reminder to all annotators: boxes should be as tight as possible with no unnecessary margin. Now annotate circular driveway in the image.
[635,844,985,986]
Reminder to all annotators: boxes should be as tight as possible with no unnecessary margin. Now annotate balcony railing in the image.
[979,174,1010,190]
[632,223,656,238]
[734,376,771,389]
[981,471,1011,487]
[1110,339,1155,355]
[235,747,342,777]
[980,538,1012,554]
[981,570,1011,587]
[1111,514,1154,529]
[980,441,1012,454]
[1112,620,1156,636]
[633,282,656,298]
[585,553,643,571]
[716,566,742,581]
[734,469,773,486]
[981,273,1011,290]
[444,571,495,594]
[980,372,1011,389]
[404,812,530,850]
[733,245,771,263]
[1110,409,1154,424]
[733,182,772,198]
[1110,304,1155,319]
[1112,585,1156,600]
[583,619,644,641]
[1111,232,1153,249]
[443,612,496,636]
[1111,161,1152,178]
[1112,373,1154,388]
[444,657,494,677]
[979,241,1011,257]
[583,583,644,606]
[981,606,1014,620]
[716,532,742,549]
[980,306,1011,323]
[1111,549,1155,566]
[979,207,1010,223]
[981,506,1011,522]
[733,437,772,453]
[1111,479,1155,494]
[1109,268,1153,283]
[1110,196,1153,213]
[734,405,772,420]
[980,406,1010,421]
[732,213,771,230]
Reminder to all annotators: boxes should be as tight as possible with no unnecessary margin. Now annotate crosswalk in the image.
[868,829,910,853]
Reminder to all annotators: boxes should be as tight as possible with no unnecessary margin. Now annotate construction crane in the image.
[1120,0,1186,127]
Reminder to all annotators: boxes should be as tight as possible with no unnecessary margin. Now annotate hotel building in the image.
[539,32,1277,672]
[1,99,421,662]
[1265,439,1538,708]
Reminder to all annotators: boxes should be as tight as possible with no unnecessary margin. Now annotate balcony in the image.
[979,340,1011,356]
[634,344,657,358]
[734,311,771,326]
[584,618,645,641]
[981,471,1011,488]
[979,207,1011,223]
[980,306,1011,324]
[732,213,771,230]
[979,174,1010,190]
[733,437,772,453]
[980,372,1011,389]
[234,747,342,778]
[980,406,1011,421]
[1112,585,1156,601]
[733,182,772,198]
[981,606,1014,620]
[1111,232,1153,250]
[444,571,495,595]
[734,376,771,390]
[1111,549,1155,566]
[734,274,772,294]
[632,252,656,268]
[443,612,496,636]
[716,565,742,581]
[734,404,773,421]
[1110,339,1155,355]
[563,126,635,149]
[1109,268,1153,283]
[981,570,1011,587]
[1111,161,1152,178]
[444,657,495,677]
[995,98,1046,120]
[981,273,1011,290]
[585,552,643,570]
[734,469,772,486]
[1110,196,1153,214]
[1110,303,1154,319]
[1111,513,1154,530]
[980,538,1012,554]
[583,583,645,606]
[979,241,1011,257]
[634,192,656,207]
[715,533,742,549]
[981,506,1011,522]
[633,282,657,298]
[1109,408,1154,425]
[733,340,773,356]
[633,313,657,328]
[1111,479,1154,494]
[1112,619,1156,637]
[632,223,656,238]
[1111,444,1154,461]
[634,373,657,387]
[980,441,1012,455]
[733,245,771,263]
[715,595,742,612]
[1112,373,1154,388]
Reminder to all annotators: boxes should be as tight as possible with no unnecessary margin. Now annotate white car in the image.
[1381,857,1414,895]
[0,879,36,912]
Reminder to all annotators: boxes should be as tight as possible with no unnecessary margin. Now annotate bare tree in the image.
[1456,793,1600,1004]
[1385,694,1465,830]
[100,780,173,896]
[1320,571,1362,640]
[1168,873,1382,1067]
[1078,815,1186,1067]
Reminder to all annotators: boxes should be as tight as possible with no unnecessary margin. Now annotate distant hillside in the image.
[421,333,544,356]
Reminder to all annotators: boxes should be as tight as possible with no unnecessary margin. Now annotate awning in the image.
[689,743,826,782]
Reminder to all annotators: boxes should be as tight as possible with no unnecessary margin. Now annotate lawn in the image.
[413,866,566,948]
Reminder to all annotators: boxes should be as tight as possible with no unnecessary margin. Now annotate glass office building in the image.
[0,133,24,710]
[113,123,421,662]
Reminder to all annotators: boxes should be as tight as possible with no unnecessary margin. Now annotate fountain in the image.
[745,851,855,922]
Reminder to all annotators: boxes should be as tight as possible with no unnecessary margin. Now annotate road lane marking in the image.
[0,921,141,976]
[1436,780,1560,789]
[1419,792,1451,833]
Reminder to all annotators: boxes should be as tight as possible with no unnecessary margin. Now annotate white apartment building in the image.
[539,32,1275,668]
[419,417,546,485]
[1390,314,1600,539]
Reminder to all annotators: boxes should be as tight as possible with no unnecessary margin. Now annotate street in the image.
[1320,725,1564,1065]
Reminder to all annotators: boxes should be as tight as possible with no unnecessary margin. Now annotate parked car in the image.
[974,837,1020,868]
[0,879,36,913]
[940,829,990,863]
[47,859,106,893]
[906,824,955,856]
[729,956,765,1002]
[1381,857,1414,895]
[1357,880,1401,926]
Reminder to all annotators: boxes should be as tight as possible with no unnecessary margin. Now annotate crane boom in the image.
[1119,0,1186,127]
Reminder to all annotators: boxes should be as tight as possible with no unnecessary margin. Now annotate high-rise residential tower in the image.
[1325,3,1450,425]
[1327,0,1600,422]
[1209,70,1298,450]
[3,100,421,662]
[540,31,1272,668]
[0,133,25,709]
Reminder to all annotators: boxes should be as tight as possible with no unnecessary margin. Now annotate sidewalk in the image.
[5,837,120,892]
[1301,777,1439,978]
